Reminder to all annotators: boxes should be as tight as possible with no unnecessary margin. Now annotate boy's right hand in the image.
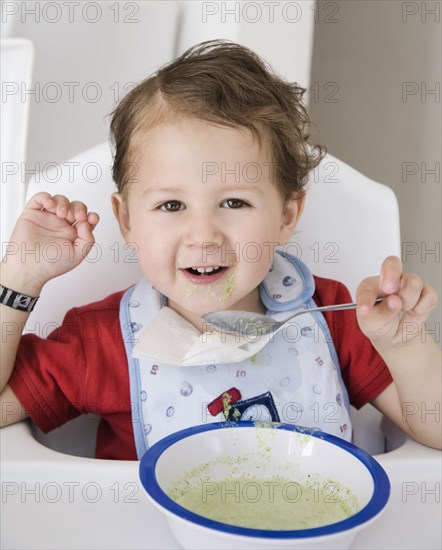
[2,193,99,293]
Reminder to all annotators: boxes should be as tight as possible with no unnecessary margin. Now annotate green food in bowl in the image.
[168,470,360,530]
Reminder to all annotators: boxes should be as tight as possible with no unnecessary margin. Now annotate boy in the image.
[0,41,440,459]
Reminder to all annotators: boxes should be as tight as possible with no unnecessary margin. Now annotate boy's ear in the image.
[111,193,131,241]
[279,193,306,245]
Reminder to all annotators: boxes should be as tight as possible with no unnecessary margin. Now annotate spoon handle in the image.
[296,298,384,317]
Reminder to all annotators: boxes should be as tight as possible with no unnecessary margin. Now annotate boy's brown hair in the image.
[110,40,325,201]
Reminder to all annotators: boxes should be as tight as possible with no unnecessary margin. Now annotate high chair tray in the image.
[1,421,441,549]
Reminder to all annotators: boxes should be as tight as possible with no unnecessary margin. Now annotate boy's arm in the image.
[369,339,441,448]
[0,193,99,427]
[0,266,43,393]
[356,256,441,449]
[0,385,28,427]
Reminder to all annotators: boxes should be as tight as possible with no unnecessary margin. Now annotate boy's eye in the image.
[222,199,249,209]
[159,200,185,212]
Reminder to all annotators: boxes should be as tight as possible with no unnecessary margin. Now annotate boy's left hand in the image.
[355,256,438,346]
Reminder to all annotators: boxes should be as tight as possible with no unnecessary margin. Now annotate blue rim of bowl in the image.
[139,421,391,539]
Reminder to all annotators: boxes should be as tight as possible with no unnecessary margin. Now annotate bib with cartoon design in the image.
[120,251,352,458]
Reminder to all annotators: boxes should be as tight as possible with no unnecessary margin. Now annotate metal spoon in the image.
[202,298,383,336]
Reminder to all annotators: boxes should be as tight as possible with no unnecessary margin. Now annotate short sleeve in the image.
[9,308,88,432]
[313,276,393,409]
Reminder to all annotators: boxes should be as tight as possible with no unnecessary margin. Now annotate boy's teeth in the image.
[188,266,222,274]
[195,266,220,274]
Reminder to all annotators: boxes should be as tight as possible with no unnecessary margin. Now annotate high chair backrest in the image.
[0,38,34,243]
[296,156,401,297]
[21,141,401,331]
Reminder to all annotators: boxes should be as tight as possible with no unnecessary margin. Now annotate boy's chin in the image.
[168,296,238,318]
[183,301,233,316]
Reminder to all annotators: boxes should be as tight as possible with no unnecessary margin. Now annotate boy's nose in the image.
[183,213,224,249]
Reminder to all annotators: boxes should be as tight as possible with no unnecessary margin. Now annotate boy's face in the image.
[113,117,304,327]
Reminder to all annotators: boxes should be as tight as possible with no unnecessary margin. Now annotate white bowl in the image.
[139,422,390,550]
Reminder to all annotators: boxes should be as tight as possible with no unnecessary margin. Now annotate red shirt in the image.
[9,276,392,460]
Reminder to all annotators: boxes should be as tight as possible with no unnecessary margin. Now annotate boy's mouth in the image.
[181,266,228,284]
[187,266,224,275]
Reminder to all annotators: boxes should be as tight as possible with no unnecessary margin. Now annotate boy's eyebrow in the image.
[217,183,265,194]
[143,183,265,195]
[142,186,184,196]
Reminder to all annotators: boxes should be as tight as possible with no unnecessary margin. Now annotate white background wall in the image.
[1,0,440,332]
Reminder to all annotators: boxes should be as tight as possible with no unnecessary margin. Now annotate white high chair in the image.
[1,143,440,550]
[0,38,34,242]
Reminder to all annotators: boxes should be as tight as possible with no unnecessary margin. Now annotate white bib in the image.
[119,251,352,458]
